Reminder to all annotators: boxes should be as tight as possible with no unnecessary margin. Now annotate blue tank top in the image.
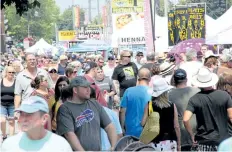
[57,64,66,75]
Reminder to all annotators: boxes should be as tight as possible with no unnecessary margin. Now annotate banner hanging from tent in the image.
[168,7,206,46]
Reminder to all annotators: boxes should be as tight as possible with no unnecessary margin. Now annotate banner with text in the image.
[74,6,80,28]
[168,7,206,46]
[58,30,77,41]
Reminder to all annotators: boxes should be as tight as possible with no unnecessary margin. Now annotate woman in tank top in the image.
[142,77,181,151]
[30,75,54,131]
[0,66,16,141]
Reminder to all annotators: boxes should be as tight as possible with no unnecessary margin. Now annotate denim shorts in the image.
[0,105,14,117]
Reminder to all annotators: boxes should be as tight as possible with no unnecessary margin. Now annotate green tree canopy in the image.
[1,0,40,16]
[5,0,59,43]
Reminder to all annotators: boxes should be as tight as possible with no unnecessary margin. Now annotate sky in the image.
[55,0,106,18]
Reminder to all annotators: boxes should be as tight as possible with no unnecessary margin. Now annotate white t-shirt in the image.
[103,65,115,79]
[179,61,203,86]
[1,131,72,152]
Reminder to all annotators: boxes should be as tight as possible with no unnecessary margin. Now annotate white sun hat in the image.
[204,50,219,59]
[152,77,173,97]
[192,67,219,88]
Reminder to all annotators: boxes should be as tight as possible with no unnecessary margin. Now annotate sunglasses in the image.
[49,70,57,73]
[137,55,144,57]
[123,56,131,58]
[108,58,114,61]
[8,72,15,74]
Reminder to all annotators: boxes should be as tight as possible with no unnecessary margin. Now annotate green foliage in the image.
[1,0,40,16]
[57,7,85,31]
[5,0,59,43]
[91,15,103,25]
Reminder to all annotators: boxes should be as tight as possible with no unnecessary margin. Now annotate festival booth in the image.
[25,38,58,56]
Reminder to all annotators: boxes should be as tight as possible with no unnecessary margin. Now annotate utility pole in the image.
[88,0,92,22]
[1,9,6,53]
[97,0,100,24]
[72,0,75,30]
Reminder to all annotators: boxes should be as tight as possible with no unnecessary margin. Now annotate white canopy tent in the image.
[206,7,232,44]
[25,38,58,56]
[206,25,232,44]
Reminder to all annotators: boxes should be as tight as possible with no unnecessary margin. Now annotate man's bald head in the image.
[138,68,151,81]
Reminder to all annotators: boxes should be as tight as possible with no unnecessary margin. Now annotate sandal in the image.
[2,135,7,141]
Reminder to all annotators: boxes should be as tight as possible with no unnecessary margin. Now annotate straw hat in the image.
[159,62,176,76]
[59,55,68,60]
[192,67,219,88]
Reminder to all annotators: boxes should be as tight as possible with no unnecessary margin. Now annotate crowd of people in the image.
[0,45,232,151]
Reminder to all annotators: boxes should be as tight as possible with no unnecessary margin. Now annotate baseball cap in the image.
[70,76,91,87]
[83,61,98,72]
[15,96,49,113]
[174,69,187,81]
[136,51,144,56]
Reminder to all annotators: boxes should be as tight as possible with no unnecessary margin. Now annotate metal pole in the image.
[89,0,92,23]
[97,0,100,24]
[72,0,75,30]
[150,0,155,51]
[1,9,6,53]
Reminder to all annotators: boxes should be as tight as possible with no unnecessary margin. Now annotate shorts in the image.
[0,105,14,117]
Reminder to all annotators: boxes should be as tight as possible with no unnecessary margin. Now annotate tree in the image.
[1,0,40,16]
[91,15,102,25]
[57,7,85,31]
[5,0,60,42]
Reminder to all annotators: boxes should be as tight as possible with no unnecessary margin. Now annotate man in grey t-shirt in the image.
[56,76,117,151]
[169,69,200,150]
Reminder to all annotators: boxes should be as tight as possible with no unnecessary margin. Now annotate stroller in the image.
[113,135,156,151]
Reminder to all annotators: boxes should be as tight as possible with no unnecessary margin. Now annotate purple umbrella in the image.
[168,38,217,63]
[169,38,205,54]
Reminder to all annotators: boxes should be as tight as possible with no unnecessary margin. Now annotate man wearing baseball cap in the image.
[183,67,232,151]
[57,55,68,75]
[169,69,200,150]
[56,76,117,151]
[2,96,72,152]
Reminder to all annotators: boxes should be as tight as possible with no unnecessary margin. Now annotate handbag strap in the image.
[148,101,153,116]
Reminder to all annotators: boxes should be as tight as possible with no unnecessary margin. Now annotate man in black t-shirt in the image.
[183,67,232,151]
[112,50,138,99]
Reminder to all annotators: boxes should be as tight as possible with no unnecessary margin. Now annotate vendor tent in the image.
[25,38,58,56]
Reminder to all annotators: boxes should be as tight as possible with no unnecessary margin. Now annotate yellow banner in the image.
[112,0,144,14]
[112,0,143,8]
[58,30,76,41]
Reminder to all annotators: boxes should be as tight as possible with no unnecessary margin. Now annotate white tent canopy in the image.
[25,38,58,56]
[206,25,232,44]
[206,7,232,44]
